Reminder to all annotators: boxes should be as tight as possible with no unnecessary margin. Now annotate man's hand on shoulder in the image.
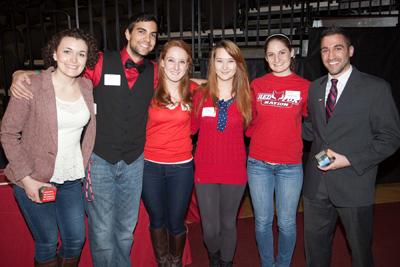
[318,149,351,171]
[10,70,36,100]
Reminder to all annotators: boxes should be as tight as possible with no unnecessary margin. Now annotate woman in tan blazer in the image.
[1,28,98,267]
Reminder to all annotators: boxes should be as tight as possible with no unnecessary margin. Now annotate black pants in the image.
[195,183,246,262]
[303,195,374,267]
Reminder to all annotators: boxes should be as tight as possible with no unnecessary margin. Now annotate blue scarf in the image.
[216,98,235,132]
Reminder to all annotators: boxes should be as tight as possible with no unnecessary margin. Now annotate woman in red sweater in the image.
[141,39,197,267]
[246,34,310,267]
[191,40,252,267]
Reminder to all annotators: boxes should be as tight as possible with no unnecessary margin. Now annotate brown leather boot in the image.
[34,258,58,267]
[57,256,80,267]
[168,231,186,267]
[150,228,169,267]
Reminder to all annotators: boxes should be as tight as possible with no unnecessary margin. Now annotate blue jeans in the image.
[84,153,143,267]
[13,180,85,262]
[141,160,193,235]
[247,157,303,267]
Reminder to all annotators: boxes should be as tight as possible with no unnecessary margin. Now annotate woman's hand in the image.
[20,176,52,203]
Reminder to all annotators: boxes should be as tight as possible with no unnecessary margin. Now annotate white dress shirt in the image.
[324,65,353,104]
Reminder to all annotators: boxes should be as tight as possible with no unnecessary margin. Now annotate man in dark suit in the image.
[302,26,400,267]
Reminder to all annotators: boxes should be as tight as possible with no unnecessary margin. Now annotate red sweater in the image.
[247,73,310,164]
[144,82,198,163]
[191,90,247,185]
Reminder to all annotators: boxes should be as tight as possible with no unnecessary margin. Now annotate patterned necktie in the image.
[125,59,145,73]
[216,98,235,132]
[326,78,338,122]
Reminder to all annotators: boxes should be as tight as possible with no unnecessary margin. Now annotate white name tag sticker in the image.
[93,103,97,115]
[104,74,121,86]
[285,90,301,101]
[201,107,216,117]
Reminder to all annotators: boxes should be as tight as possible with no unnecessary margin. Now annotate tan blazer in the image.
[1,68,96,186]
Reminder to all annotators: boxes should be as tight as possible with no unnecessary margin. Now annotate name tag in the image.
[104,74,121,86]
[285,90,301,101]
[202,107,216,117]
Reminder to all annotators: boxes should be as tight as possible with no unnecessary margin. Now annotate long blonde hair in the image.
[197,40,252,127]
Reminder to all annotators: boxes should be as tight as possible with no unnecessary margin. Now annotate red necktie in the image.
[326,79,338,122]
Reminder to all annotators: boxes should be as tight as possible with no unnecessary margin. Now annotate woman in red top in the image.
[191,40,252,267]
[141,39,197,267]
[246,34,310,267]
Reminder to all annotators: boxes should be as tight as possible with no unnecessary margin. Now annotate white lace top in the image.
[50,96,90,184]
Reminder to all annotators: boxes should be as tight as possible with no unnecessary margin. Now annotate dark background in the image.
[200,27,400,183]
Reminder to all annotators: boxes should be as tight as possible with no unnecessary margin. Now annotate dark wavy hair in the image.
[126,12,158,33]
[42,28,98,69]
[154,39,192,107]
[320,25,352,46]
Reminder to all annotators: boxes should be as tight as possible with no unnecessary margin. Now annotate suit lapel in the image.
[316,76,328,127]
[41,71,58,147]
[78,78,95,117]
[327,68,361,123]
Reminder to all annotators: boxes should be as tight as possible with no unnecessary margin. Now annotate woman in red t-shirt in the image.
[191,40,252,267]
[141,39,197,267]
[246,34,310,267]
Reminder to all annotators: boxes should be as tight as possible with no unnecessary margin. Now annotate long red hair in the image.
[154,39,192,107]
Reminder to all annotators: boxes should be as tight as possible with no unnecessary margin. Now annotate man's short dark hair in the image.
[320,26,352,46]
[126,12,158,33]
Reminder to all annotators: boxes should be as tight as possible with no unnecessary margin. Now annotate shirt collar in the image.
[120,47,144,66]
[328,65,353,87]
[324,65,353,102]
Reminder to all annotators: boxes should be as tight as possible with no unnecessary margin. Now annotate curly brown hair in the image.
[42,28,98,69]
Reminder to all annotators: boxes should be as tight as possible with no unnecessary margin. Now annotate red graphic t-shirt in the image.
[246,72,310,164]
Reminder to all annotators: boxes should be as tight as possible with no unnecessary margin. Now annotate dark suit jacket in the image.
[1,68,96,187]
[303,67,400,207]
